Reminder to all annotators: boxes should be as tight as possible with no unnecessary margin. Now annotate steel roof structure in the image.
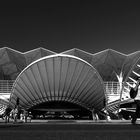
[0,47,140,112]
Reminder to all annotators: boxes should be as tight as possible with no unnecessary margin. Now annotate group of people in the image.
[3,106,30,123]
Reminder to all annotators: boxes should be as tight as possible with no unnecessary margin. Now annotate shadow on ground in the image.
[0,120,140,140]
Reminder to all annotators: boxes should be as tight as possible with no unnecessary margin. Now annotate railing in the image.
[0,104,6,115]
[104,81,134,103]
[104,82,121,95]
[0,80,14,94]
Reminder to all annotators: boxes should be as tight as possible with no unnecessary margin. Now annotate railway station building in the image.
[0,47,140,119]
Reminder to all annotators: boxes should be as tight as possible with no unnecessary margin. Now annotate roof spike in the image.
[137,64,140,68]
[124,86,130,91]
[126,82,134,88]
[132,71,140,77]
[128,77,137,83]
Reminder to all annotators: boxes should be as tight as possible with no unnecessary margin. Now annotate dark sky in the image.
[0,1,139,54]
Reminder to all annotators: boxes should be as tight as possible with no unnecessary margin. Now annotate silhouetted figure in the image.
[23,110,28,123]
[4,106,12,123]
[12,107,18,123]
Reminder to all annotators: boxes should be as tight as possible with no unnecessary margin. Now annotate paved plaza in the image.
[0,119,140,140]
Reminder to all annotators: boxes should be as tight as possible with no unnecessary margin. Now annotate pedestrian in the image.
[20,112,24,121]
[23,110,28,123]
[92,109,99,121]
[130,77,140,124]
[4,106,12,123]
[13,107,18,123]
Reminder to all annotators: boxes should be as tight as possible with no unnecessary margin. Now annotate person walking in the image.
[13,107,18,123]
[4,106,12,123]
[131,77,140,124]
[23,109,28,123]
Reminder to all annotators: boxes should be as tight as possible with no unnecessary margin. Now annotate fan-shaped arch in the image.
[10,54,106,111]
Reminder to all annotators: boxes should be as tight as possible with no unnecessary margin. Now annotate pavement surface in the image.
[0,119,140,140]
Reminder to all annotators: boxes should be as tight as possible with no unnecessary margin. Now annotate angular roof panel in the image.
[91,49,126,81]
[61,48,76,56]
[0,47,26,80]
[0,48,11,65]
[62,48,93,64]
[24,48,56,65]
[6,48,26,71]
[63,48,127,81]
[24,48,42,65]
[40,47,56,57]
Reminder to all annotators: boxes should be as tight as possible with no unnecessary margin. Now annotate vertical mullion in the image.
[76,74,95,101]
[45,59,52,101]
[74,67,91,100]
[53,57,55,101]
[58,57,62,101]
[65,59,78,101]
[37,61,49,102]
[30,66,44,102]
[61,57,70,101]
[64,58,71,101]
[14,84,31,107]
[22,73,37,102]
[68,63,84,100]
[36,63,47,102]
[26,69,42,103]
[20,76,36,102]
